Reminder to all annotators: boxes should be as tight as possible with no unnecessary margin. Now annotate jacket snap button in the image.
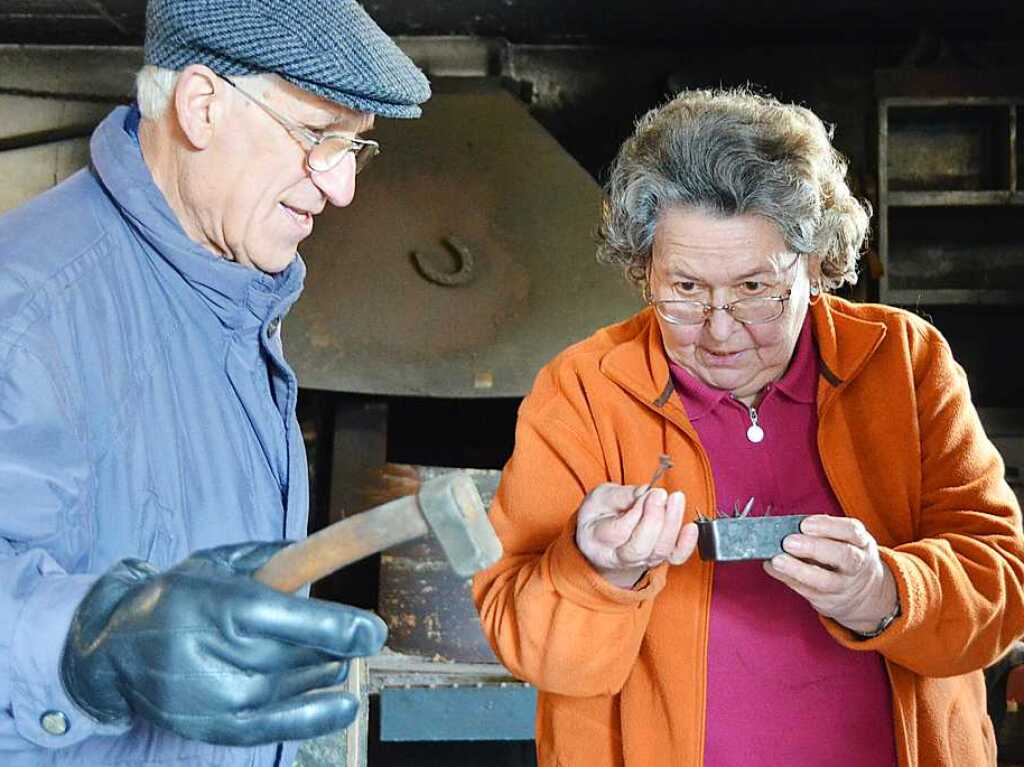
[40,710,69,735]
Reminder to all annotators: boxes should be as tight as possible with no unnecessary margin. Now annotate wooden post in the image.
[309,394,389,611]
[347,657,369,767]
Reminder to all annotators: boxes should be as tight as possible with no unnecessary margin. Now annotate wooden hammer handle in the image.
[253,495,428,593]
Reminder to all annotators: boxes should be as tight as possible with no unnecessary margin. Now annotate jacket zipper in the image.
[729,388,768,444]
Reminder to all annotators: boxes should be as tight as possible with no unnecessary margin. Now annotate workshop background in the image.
[2,1,1023,765]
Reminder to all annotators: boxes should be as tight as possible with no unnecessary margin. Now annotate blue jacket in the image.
[0,106,309,766]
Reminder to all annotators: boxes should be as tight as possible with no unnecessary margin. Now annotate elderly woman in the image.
[472,88,1024,767]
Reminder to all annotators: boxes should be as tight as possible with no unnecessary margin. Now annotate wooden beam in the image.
[0,44,140,100]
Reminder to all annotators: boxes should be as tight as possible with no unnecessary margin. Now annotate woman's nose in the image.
[705,305,737,340]
[309,151,357,208]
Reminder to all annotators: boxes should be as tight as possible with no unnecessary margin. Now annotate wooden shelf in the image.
[877,86,1024,306]
[367,648,523,692]
[888,191,1024,207]
[883,288,1022,306]
[883,96,1024,108]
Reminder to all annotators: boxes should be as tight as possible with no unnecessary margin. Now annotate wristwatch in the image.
[856,598,902,639]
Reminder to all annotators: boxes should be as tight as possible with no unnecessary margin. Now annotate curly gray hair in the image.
[596,87,870,292]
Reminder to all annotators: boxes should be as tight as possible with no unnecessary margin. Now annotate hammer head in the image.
[416,472,503,578]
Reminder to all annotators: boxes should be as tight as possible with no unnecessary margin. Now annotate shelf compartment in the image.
[884,206,1024,301]
[886,105,1011,192]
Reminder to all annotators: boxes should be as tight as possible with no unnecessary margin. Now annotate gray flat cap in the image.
[145,0,430,118]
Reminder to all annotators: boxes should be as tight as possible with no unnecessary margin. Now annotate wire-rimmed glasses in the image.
[648,289,793,326]
[221,76,380,174]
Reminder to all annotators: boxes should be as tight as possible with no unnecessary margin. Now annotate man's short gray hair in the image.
[596,87,870,292]
[135,65,273,120]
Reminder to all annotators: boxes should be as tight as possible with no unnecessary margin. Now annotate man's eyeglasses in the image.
[222,76,380,175]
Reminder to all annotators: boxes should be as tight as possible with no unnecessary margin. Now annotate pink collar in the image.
[668,317,818,420]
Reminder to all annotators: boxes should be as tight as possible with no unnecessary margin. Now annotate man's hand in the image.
[60,542,387,746]
[764,515,899,635]
[575,484,698,589]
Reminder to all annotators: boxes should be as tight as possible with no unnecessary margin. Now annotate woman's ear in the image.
[806,254,825,286]
[643,260,655,302]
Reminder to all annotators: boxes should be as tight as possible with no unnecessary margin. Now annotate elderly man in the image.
[0,1,429,765]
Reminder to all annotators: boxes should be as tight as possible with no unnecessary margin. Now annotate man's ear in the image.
[172,65,225,150]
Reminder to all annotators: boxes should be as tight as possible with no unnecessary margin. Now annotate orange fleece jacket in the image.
[472,295,1024,767]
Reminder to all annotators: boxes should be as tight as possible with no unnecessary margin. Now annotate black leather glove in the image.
[60,541,386,746]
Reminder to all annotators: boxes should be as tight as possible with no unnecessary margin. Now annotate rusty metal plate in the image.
[378,465,501,663]
[286,79,640,397]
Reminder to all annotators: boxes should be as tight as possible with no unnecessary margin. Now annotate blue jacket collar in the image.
[89,105,305,331]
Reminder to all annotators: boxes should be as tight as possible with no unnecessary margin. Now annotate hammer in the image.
[253,471,502,592]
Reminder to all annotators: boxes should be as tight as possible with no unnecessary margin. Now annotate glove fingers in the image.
[118,655,349,725]
[207,638,336,674]
[201,634,351,682]
[153,688,361,746]
[272,660,350,702]
[233,596,388,659]
[237,688,361,745]
[187,541,292,575]
[226,541,295,574]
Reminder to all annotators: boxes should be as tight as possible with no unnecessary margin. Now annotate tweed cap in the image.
[144,0,430,118]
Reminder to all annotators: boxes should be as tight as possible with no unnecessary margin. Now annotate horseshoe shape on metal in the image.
[412,235,475,287]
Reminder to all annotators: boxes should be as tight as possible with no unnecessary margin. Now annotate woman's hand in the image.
[575,484,698,589]
[764,515,899,635]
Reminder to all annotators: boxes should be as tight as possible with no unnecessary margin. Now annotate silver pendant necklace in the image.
[745,404,764,443]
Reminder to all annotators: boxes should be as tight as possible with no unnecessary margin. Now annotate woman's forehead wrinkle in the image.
[653,211,795,285]
[722,252,798,280]
[658,249,795,286]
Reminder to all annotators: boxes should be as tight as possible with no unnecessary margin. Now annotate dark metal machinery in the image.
[287,77,640,398]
